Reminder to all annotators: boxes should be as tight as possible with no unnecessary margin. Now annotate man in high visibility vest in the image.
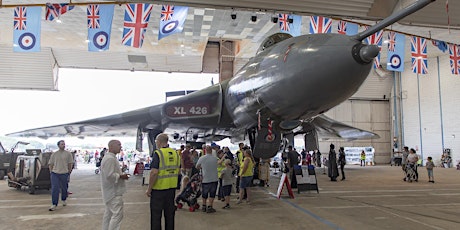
[145,133,180,230]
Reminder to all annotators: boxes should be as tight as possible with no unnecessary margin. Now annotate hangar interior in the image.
[0,0,459,164]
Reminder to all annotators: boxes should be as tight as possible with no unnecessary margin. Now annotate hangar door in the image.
[0,46,57,91]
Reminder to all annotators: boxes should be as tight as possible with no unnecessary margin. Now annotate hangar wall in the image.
[399,55,460,166]
[320,99,391,164]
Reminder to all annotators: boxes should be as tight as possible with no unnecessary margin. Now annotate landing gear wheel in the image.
[194,203,200,209]
[189,207,195,212]
[177,203,183,209]
[95,168,100,174]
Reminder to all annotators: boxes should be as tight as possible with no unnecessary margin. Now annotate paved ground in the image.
[0,163,459,230]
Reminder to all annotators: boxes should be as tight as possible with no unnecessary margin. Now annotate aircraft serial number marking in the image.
[166,104,210,117]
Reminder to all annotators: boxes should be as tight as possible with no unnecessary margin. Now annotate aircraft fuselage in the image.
[226,33,375,129]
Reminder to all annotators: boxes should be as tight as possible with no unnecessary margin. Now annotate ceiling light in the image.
[288,18,293,23]
[251,15,257,22]
[231,12,236,20]
[271,16,278,23]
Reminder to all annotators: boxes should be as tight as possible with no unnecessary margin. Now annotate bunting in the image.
[279,14,290,32]
[45,3,74,21]
[309,16,332,34]
[13,6,41,52]
[278,14,301,37]
[336,21,358,35]
[158,5,188,40]
[122,3,153,48]
[432,40,448,53]
[387,32,405,72]
[87,4,114,51]
[448,44,460,75]
[411,36,428,74]
[364,27,383,69]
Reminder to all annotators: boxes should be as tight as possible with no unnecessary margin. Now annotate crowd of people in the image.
[46,136,440,230]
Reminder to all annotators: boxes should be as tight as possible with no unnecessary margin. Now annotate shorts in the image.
[201,182,218,199]
[222,185,232,196]
[427,169,433,177]
[239,176,253,189]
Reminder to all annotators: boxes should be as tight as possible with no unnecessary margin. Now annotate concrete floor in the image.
[1,163,460,230]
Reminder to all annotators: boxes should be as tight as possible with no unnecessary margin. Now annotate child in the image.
[179,175,190,193]
[220,159,233,209]
[426,156,435,183]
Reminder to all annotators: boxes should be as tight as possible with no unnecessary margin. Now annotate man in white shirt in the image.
[407,148,419,182]
[48,140,73,211]
[101,140,130,230]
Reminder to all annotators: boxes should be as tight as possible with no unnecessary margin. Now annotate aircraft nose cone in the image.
[359,45,380,63]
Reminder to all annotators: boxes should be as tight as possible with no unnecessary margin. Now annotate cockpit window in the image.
[256,33,293,55]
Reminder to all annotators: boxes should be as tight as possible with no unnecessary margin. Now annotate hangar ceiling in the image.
[0,0,458,89]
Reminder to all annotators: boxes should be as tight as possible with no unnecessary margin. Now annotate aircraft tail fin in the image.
[353,0,435,41]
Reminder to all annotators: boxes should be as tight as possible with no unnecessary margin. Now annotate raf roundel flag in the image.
[386,32,405,72]
[88,4,114,51]
[13,6,41,52]
[158,6,188,40]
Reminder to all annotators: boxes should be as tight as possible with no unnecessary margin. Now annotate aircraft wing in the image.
[6,82,243,142]
[6,105,162,139]
[301,114,380,141]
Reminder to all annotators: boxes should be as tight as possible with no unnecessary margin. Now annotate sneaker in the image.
[62,200,67,206]
[246,201,251,205]
[206,206,216,213]
[201,206,207,212]
[236,200,242,204]
[222,204,230,209]
[49,205,56,211]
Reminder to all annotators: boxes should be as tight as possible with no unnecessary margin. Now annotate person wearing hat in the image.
[211,143,220,157]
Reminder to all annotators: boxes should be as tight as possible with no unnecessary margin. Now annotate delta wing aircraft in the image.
[8,0,435,159]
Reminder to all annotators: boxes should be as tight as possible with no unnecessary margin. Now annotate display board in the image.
[344,147,375,165]
[296,165,319,193]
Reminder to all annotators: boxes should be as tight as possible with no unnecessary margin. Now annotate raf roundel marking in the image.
[162,20,178,34]
[389,54,401,69]
[93,31,109,50]
[18,32,36,50]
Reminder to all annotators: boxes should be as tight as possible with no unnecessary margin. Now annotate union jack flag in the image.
[122,3,153,48]
[278,14,290,31]
[45,3,74,21]
[87,5,100,29]
[337,21,346,34]
[449,44,460,75]
[411,36,428,74]
[365,28,383,68]
[161,5,174,21]
[14,7,27,30]
[388,32,397,52]
[309,16,332,34]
